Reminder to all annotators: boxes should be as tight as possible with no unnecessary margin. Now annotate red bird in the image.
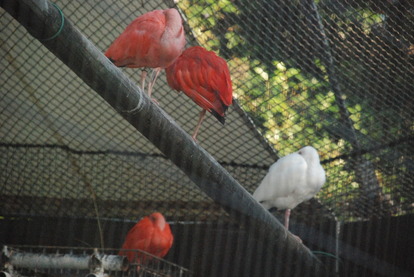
[105,9,186,99]
[165,46,233,140]
[118,212,173,265]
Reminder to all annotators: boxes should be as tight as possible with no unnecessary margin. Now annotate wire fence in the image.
[1,0,413,276]
[176,0,414,221]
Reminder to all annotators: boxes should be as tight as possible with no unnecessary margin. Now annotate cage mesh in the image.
[1,0,413,276]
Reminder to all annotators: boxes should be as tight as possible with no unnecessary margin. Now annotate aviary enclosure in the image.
[1,0,413,276]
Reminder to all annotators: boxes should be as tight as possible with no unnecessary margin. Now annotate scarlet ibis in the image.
[105,9,186,99]
[253,146,325,239]
[165,46,233,140]
[118,212,173,266]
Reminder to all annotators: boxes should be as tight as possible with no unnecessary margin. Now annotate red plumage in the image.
[118,212,173,265]
[105,9,186,98]
[165,46,233,139]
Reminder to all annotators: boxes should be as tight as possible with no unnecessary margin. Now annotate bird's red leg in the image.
[192,109,206,141]
[140,70,147,93]
[147,68,161,101]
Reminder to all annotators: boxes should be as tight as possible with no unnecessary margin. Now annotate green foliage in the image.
[178,0,413,220]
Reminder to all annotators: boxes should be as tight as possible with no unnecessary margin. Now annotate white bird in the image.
[253,146,326,233]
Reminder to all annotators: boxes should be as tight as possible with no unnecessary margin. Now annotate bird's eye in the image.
[298,151,302,155]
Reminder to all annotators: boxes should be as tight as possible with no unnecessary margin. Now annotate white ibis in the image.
[253,146,326,239]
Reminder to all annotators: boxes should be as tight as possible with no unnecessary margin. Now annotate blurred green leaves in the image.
[178,0,414,220]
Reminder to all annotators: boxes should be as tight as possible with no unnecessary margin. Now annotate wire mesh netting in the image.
[178,0,414,221]
[1,0,413,276]
[1,0,280,223]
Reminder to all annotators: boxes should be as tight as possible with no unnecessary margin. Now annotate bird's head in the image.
[149,212,167,230]
[298,146,320,164]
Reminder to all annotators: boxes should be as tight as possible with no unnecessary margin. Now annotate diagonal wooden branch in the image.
[1,0,322,272]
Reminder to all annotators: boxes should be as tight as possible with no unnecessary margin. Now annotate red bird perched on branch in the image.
[105,9,186,99]
[165,46,233,140]
[118,212,173,266]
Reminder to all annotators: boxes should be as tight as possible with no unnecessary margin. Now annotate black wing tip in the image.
[210,110,226,125]
[107,58,129,68]
[107,57,119,66]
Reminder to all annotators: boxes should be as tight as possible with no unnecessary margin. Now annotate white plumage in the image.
[253,146,326,231]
